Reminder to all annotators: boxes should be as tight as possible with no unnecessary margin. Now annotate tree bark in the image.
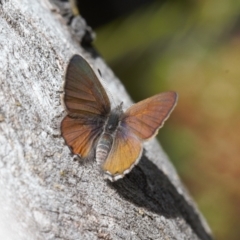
[0,0,213,239]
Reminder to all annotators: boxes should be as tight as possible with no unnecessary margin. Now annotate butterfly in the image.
[61,55,178,181]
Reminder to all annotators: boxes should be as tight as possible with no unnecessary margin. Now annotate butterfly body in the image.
[96,104,123,166]
[61,55,178,181]
[96,133,113,165]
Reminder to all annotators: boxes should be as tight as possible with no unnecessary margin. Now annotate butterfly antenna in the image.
[98,69,102,77]
[119,102,124,112]
[119,102,123,109]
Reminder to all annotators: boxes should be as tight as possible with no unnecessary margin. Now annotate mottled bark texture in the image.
[0,0,213,239]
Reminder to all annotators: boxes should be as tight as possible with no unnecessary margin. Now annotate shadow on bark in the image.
[108,155,213,240]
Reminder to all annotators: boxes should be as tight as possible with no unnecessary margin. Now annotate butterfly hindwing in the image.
[102,126,143,181]
[61,116,104,157]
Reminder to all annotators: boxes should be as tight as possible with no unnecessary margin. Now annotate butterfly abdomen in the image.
[96,133,113,165]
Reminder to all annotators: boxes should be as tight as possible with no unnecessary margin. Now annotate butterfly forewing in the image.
[64,55,111,116]
[121,91,177,140]
[102,126,142,180]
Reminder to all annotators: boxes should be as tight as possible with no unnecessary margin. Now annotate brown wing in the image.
[63,54,110,117]
[102,126,143,181]
[61,116,103,157]
[121,91,177,140]
[61,55,110,157]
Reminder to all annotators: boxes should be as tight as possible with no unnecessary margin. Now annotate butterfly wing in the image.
[63,54,110,117]
[102,91,177,180]
[102,126,143,181]
[121,91,178,140]
[61,55,110,157]
[61,116,104,157]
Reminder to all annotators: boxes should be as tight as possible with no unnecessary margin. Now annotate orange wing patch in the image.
[102,127,143,181]
[61,116,102,157]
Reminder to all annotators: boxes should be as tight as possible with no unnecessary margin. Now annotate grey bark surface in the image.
[0,0,213,239]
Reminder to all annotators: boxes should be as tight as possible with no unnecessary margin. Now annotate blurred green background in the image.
[77,0,240,239]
